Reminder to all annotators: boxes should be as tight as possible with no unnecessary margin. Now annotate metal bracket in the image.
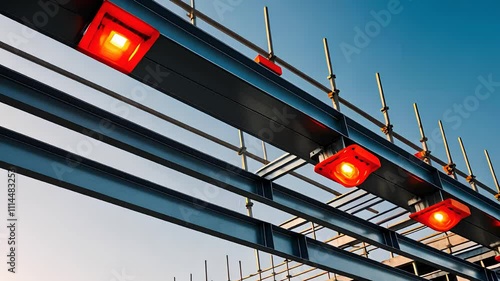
[380,124,393,135]
[237,146,247,155]
[443,163,456,175]
[466,174,476,184]
[309,138,346,163]
[408,192,444,213]
[327,89,340,100]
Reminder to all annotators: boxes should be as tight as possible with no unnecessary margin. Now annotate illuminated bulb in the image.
[340,162,357,178]
[333,162,360,186]
[109,32,128,49]
[433,212,444,222]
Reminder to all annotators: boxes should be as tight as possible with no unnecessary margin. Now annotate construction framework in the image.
[0,0,499,280]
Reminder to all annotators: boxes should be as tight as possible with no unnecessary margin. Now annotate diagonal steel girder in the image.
[2,0,498,249]
[0,66,497,281]
[0,127,429,281]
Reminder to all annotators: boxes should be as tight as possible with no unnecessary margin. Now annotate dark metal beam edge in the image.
[0,66,496,281]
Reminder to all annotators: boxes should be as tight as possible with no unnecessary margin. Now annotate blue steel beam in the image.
[0,66,496,281]
[122,0,500,248]
[0,0,499,254]
[0,127,427,281]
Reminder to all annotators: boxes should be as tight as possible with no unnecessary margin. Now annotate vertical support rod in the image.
[285,259,291,281]
[261,141,268,163]
[413,103,431,165]
[239,261,243,281]
[458,137,478,191]
[439,120,457,179]
[411,262,419,276]
[190,273,193,281]
[189,0,196,26]
[226,255,231,281]
[238,130,248,171]
[270,255,277,281]
[323,38,340,111]
[484,150,500,193]
[205,260,209,281]
[238,130,262,280]
[362,242,369,258]
[444,231,453,254]
[376,73,394,143]
[310,222,317,240]
[263,6,274,60]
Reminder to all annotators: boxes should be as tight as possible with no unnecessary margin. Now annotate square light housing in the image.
[409,198,471,232]
[314,144,381,187]
[77,1,160,74]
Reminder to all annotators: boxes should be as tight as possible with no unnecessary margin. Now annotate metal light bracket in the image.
[408,191,445,213]
[309,137,346,163]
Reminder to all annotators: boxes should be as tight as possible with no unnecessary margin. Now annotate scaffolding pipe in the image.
[458,137,478,192]
[484,150,500,196]
[376,72,394,143]
[323,38,340,111]
[413,103,431,165]
[189,0,196,25]
[264,6,274,60]
[439,120,457,179]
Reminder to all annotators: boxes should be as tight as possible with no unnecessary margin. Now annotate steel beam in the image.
[1,0,499,250]
[0,66,496,281]
[0,127,427,281]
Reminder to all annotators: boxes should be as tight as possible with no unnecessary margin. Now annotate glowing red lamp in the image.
[77,1,160,74]
[495,255,500,263]
[254,54,282,76]
[314,144,381,187]
[414,151,426,160]
[409,199,471,232]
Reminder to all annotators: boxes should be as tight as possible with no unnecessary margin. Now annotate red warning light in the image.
[77,1,160,74]
[414,151,426,160]
[409,199,471,232]
[254,54,282,76]
[495,255,500,263]
[314,144,381,187]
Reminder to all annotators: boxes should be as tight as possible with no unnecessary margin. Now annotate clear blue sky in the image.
[1,1,500,280]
